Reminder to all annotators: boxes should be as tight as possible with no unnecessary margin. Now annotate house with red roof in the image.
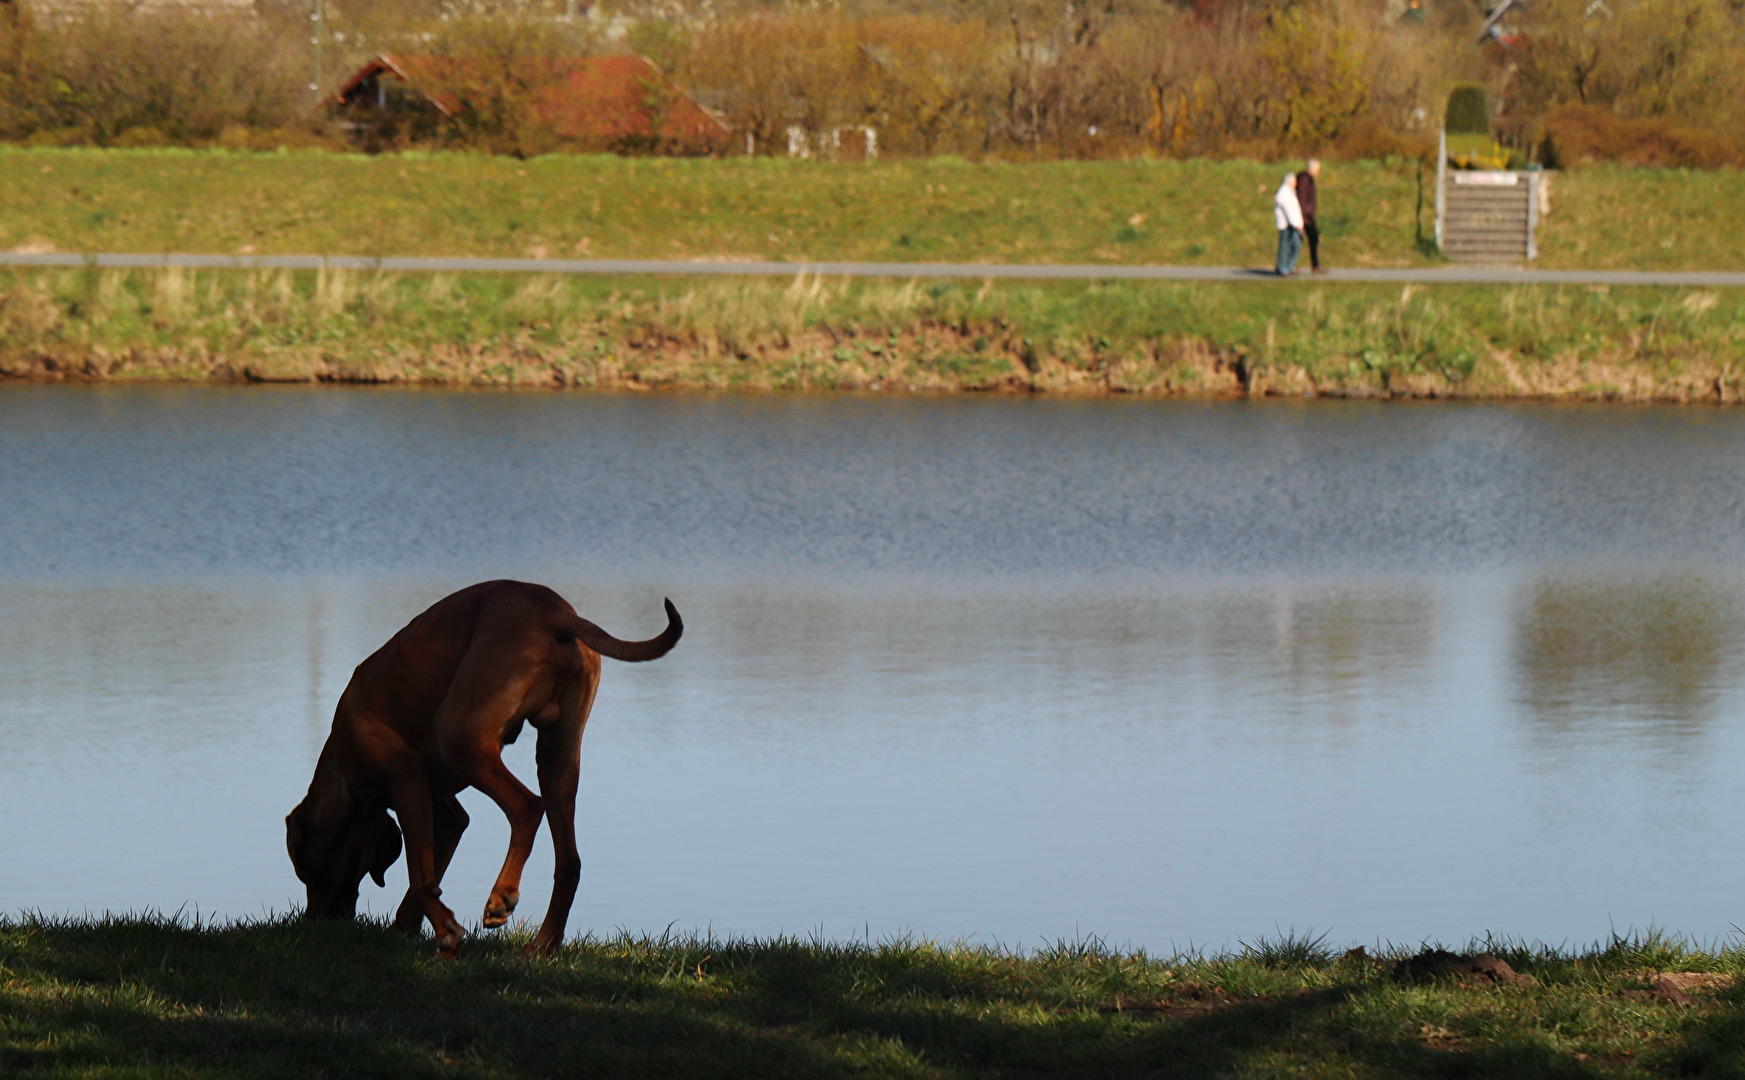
[331,54,730,154]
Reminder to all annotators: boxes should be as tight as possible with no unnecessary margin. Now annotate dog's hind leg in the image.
[458,748,544,929]
[529,669,597,955]
[394,793,468,934]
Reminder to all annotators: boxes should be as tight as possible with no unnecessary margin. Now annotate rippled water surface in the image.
[5,384,1745,950]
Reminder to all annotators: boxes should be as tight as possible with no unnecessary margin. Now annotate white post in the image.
[310,0,325,96]
[1434,126,1446,251]
[1525,172,1540,261]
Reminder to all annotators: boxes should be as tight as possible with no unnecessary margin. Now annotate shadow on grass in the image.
[2,917,841,1079]
[1128,988,1609,1079]
[0,917,1703,1078]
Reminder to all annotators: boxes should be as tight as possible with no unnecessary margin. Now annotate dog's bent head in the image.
[286,793,403,919]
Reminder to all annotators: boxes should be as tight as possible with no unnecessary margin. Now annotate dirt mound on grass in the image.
[1394,950,1537,987]
[1618,972,1736,1008]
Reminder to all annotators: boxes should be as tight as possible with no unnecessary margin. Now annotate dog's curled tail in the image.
[568,598,683,662]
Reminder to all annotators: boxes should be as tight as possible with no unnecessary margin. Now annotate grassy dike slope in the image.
[0,150,1436,269]
[0,149,1741,272]
[4,916,1745,1078]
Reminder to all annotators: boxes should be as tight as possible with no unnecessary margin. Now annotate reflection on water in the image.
[1515,574,1743,761]
[4,385,1745,948]
[1200,588,1438,734]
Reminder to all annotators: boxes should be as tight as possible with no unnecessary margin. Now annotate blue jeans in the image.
[1276,227,1303,275]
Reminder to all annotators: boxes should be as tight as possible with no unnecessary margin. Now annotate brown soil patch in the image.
[1394,950,1537,988]
[1617,972,1736,1008]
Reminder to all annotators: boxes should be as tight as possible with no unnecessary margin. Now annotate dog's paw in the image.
[482,890,519,928]
[434,916,466,958]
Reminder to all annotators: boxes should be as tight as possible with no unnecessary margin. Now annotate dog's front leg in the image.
[388,763,466,956]
[434,640,548,932]
[394,793,468,936]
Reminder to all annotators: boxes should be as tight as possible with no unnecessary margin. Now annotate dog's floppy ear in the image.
[285,805,309,880]
[367,813,403,888]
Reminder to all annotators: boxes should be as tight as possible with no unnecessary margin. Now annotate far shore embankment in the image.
[2,151,1742,404]
[3,265,1743,404]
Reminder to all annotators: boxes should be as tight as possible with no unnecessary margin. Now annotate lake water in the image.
[5,384,1745,953]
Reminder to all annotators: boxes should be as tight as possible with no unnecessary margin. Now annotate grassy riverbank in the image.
[1,147,1742,272]
[3,915,1743,1078]
[4,267,1744,402]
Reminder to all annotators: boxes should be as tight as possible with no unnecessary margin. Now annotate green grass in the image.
[1,148,1740,273]
[1542,167,1745,271]
[3,267,1742,401]
[5,915,1745,1077]
[0,148,1438,269]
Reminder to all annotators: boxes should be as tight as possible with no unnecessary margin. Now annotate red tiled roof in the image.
[333,54,729,146]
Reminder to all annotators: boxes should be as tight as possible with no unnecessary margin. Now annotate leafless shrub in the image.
[0,0,1738,163]
[0,1,310,146]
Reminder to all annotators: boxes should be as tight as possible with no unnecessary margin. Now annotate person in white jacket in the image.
[1274,173,1305,276]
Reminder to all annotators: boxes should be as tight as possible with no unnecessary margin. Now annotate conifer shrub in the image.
[1444,84,1491,137]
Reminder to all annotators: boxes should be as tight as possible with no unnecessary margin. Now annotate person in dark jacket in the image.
[1294,159,1323,274]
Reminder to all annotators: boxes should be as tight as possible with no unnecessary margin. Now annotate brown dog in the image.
[286,580,681,956]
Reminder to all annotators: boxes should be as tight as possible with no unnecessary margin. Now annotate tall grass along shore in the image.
[3,915,1744,1078]
[3,267,1743,403]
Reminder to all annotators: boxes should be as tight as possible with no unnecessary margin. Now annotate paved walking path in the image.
[4,251,1743,287]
